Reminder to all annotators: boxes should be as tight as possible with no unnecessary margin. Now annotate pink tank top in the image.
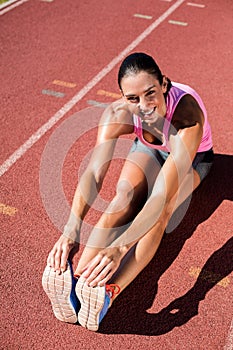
[133,82,213,152]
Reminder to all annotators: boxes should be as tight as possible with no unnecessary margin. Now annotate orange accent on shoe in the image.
[106,284,121,299]
[74,274,81,279]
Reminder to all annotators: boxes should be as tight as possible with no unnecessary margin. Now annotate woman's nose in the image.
[137,97,148,112]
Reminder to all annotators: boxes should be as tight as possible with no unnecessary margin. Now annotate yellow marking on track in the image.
[52,80,77,88]
[97,90,121,99]
[189,267,230,288]
[0,203,18,216]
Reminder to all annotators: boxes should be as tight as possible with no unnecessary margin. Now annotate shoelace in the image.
[73,274,121,299]
[106,284,121,299]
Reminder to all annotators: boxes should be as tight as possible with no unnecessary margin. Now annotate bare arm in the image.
[82,95,204,284]
[112,121,203,249]
[47,102,133,271]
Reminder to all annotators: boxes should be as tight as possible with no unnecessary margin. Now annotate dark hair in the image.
[118,52,164,89]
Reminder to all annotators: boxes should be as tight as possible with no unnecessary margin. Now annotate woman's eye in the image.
[147,90,156,96]
[127,97,138,103]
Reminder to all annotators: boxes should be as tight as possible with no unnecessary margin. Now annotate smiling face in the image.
[121,71,167,124]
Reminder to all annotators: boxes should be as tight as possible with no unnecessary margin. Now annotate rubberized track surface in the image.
[0,0,232,349]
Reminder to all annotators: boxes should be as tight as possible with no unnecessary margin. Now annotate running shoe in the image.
[42,260,80,323]
[76,276,120,331]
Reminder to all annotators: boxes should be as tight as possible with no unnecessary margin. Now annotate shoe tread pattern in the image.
[76,277,105,331]
[42,264,77,323]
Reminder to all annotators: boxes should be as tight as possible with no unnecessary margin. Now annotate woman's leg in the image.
[74,151,161,275]
[110,169,201,300]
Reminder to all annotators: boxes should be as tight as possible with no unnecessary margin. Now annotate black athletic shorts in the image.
[130,138,214,181]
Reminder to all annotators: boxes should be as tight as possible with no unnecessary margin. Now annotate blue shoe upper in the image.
[99,292,111,324]
[67,260,81,314]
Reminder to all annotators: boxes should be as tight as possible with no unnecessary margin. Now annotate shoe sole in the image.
[76,277,105,331]
[42,264,78,323]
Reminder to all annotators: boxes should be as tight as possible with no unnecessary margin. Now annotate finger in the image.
[60,246,70,272]
[96,260,121,286]
[47,248,57,268]
[81,255,103,278]
[97,272,114,286]
[54,249,62,273]
[88,260,114,287]
[85,256,112,283]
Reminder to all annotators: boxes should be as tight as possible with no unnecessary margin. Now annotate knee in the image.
[111,179,146,215]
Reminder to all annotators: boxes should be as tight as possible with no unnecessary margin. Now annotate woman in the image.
[42,52,214,331]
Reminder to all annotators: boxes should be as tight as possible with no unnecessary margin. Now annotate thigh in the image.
[117,141,163,200]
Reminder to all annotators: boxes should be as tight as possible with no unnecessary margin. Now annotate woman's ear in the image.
[162,75,168,93]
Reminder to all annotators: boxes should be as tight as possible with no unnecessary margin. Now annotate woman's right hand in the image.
[47,235,78,273]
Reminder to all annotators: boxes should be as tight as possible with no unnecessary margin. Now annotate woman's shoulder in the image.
[172,94,204,131]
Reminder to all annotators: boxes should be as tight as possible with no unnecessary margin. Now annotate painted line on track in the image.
[0,0,19,10]
[0,203,18,216]
[52,80,77,88]
[97,90,122,99]
[224,318,233,350]
[189,266,231,288]
[0,0,186,177]
[168,19,188,26]
[87,100,110,108]
[187,2,205,8]
[42,89,65,98]
[0,0,29,15]
[134,13,153,20]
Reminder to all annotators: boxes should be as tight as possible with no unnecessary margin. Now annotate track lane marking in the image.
[87,100,110,108]
[0,203,18,216]
[0,0,186,177]
[189,266,230,288]
[42,89,65,98]
[0,0,20,10]
[187,2,205,8]
[0,0,29,15]
[97,90,121,99]
[134,14,153,20]
[52,80,77,88]
[224,318,233,350]
[169,19,188,26]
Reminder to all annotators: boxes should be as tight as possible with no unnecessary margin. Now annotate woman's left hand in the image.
[81,247,127,287]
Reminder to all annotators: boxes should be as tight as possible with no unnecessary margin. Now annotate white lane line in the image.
[224,318,233,350]
[134,13,153,20]
[187,2,205,8]
[0,0,186,177]
[169,19,188,26]
[0,0,19,10]
[0,0,29,15]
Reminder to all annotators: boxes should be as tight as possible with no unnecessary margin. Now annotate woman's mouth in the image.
[139,107,156,117]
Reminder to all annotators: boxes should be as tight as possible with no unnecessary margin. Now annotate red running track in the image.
[0,0,232,349]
